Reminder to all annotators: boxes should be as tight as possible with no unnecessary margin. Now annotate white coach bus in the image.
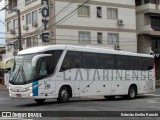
[8,45,155,103]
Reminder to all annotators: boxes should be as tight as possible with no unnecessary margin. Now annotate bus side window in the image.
[115,56,129,70]
[82,53,99,69]
[142,58,154,70]
[130,57,141,70]
[100,54,114,69]
[60,51,81,72]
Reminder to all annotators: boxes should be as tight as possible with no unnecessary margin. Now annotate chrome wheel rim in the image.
[130,89,135,98]
[61,90,68,101]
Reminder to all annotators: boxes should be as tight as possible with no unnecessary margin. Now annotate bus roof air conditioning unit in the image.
[23,25,29,30]
[32,21,38,27]
[118,19,124,25]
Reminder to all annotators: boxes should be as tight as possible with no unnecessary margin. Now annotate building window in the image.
[97,7,102,18]
[7,44,12,52]
[78,5,90,17]
[13,41,18,50]
[136,0,142,6]
[144,0,159,4]
[32,35,38,46]
[8,0,17,10]
[151,16,160,30]
[12,0,17,8]
[108,33,119,45]
[26,37,32,48]
[13,19,18,29]
[79,31,91,43]
[107,8,118,19]
[26,13,32,24]
[7,21,12,32]
[97,32,102,44]
[25,0,37,5]
[32,10,38,22]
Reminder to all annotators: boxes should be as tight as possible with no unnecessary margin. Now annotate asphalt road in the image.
[0,89,160,120]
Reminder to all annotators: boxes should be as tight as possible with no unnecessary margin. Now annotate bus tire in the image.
[57,86,70,103]
[127,86,137,100]
[34,99,45,104]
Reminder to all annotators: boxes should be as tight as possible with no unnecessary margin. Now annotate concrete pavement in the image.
[0,84,7,92]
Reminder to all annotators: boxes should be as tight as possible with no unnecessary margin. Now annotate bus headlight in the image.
[29,87,32,90]
[29,93,33,97]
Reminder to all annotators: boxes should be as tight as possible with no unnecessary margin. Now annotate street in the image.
[0,89,160,120]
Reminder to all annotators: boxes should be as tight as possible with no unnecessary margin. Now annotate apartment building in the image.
[4,0,49,60]
[136,0,160,78]
[4,0,137,57]
[48,0,137,52]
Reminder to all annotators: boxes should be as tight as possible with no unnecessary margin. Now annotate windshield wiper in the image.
[12,65,22,84]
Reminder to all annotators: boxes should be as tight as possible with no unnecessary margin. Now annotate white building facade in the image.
[49,0,137,52]
[4,0,137,60]
[4,0,48,61]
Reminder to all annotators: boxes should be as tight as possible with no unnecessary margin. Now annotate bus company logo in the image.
[2,112,11,118]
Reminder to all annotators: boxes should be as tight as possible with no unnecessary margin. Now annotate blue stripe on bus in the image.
[32,81,38,96]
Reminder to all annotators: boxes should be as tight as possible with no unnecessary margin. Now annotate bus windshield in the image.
[9,50,63,85]
[10,54,38,85]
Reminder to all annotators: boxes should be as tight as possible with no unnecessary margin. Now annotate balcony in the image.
[137,4,160,13]
[138,24,160,36]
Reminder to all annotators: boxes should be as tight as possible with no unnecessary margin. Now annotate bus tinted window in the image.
[100,54,114,69]
[43,50,63,75]
[60,51,81,71]
[142,58,154,70]
[116,56,129,70]
[82,53,99,69]
[130,57,141,70]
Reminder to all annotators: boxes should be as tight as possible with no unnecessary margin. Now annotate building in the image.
[5,0,48,59]
[49,0,137,52]
[135,0,160,78]
[4,0,137,59]
[0,47,6,85]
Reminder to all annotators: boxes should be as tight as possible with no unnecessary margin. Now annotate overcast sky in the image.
[0,0,5,45]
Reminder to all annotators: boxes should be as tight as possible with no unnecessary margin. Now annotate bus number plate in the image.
[16,94,21,97]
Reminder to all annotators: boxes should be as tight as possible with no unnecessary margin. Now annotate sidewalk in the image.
[0,84,7,92]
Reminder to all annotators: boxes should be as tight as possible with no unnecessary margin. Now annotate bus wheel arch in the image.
[127,84,137,100]
[57,85,72,103]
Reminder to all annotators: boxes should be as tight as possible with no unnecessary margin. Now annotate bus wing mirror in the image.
[32,54,52,67]
[3,57,15,69]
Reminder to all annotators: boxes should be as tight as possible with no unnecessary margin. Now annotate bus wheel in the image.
[34,99,45,104]
[127,86,137,100]
[57,86,70,103]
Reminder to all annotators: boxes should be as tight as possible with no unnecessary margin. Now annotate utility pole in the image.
[16,9,23,51]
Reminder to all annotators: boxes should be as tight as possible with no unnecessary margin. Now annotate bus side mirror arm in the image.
[3,57,15,69]
[32,54,52,67]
